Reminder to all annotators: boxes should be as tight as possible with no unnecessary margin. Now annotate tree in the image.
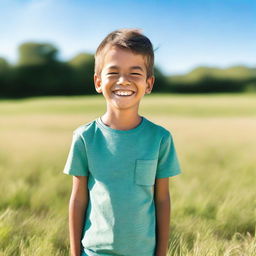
[0,57,9,72]
[0,58,10,97]
[153,66,169,92]
[68,53,95,94]
[18,42,58,66]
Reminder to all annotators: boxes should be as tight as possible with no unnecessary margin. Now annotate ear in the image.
[94,73,102,93]
[145,76,155,94]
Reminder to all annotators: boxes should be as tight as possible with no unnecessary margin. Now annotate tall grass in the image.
[0,93,255,255]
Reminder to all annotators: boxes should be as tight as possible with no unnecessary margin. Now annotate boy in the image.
[63,28,181,256]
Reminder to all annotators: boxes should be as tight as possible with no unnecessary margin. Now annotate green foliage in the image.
[153,67,169,92]
[0,58,10,98]
[168,66,256,93]
[68,53,95,94]
[171,66,256,83]
[0,41,256,98]
[0,58,9,73]
[18,42,58,66]
[68,53,94,68]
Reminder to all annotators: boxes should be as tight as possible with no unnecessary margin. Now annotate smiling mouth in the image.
[112,90,136,97]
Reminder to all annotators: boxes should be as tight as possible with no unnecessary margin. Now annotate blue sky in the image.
[0,0,255,75]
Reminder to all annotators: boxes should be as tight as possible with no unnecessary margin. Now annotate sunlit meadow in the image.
[0,93,255,256]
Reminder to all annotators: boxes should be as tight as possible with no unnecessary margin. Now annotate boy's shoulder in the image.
[144,117,173,138]
[72,119,96,136]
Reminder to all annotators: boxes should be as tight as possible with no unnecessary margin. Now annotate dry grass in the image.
[0,93,255,255]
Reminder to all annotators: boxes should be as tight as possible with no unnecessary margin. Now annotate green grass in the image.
[0,93,255,255]
[1,93,256,117]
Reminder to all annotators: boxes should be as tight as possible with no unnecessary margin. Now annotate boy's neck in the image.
[100,110,142,131]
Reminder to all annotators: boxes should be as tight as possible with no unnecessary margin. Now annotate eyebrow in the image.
[107,65,144,72]
[130,66,144,72]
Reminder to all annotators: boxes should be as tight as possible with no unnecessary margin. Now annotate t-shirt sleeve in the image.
[63,131,89,176]
[156,131,181,178]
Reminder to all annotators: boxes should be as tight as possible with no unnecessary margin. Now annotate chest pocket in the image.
[135,159,158,186]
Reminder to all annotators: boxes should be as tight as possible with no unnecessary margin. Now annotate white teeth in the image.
[113,90,134,96]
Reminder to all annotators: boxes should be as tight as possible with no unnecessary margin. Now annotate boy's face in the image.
[94,46,154,111]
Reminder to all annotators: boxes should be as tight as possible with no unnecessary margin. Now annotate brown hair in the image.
[94,28,154,78]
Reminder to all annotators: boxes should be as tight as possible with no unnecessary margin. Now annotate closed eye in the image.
[131,73,141,75]
[107,72,118,75]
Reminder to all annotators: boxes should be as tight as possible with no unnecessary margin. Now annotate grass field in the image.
[0,93,255,256]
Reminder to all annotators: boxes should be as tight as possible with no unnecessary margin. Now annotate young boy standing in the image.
[63,29,181,256]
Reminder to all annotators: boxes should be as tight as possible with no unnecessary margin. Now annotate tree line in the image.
[0,42,255,98]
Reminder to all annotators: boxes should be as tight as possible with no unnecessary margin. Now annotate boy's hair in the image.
[94,28,154,78]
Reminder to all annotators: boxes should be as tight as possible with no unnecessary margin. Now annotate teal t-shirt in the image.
[63,116,181,256]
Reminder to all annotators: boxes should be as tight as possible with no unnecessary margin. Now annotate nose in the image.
[116,74,131,86]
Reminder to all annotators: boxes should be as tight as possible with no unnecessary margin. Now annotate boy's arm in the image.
[154,177,171,256]
[69,176,89,256]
